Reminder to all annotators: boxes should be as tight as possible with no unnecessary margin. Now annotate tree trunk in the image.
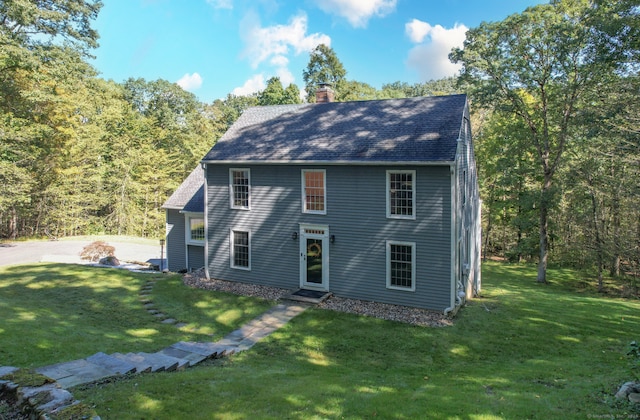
[516,203,524,262]
[537,203,548,283]
[610,164,621,277]
[483,215,492,262]
[9,206,17,240]
[482,189,495,262]
[537,175,552,284]
[589,185,604,292]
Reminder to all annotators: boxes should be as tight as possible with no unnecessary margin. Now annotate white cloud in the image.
[275,67,295,87]
[405,21,468,81]
[240,11,331,69]
[269,55,289,67]
[206,0,232,10]
[232,74,265,96]
[405,19,431,44]
[313,0,397,28]
[176,72,203,91]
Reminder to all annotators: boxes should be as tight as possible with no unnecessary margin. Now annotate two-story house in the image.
[164,89,480,314]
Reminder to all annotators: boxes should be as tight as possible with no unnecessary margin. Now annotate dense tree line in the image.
[1,0,638,289]
[0,0,258,238]
[0,0,459,241]
[454,0,640,286]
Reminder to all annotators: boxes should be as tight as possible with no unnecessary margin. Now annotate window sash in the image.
[302,170,326,214]
[386,241,416,291]
[230,169,250,209]
[386,170,415,219]
[189,217,205,242]
[231,230,250,270]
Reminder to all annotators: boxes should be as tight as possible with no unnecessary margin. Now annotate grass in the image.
[151,273,274,336]
[0,263,275,367]
[2,262,639,419]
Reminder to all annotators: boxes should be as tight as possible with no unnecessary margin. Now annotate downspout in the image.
[164,213,170,271]
[202,162,210,280]
[444,161,457,316]
[184,215,190,271]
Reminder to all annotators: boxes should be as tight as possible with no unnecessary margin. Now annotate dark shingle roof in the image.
[162,166,204,212]
[202,94,467,164]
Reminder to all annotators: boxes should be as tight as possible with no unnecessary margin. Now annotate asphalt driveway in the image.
[0,240,164,268]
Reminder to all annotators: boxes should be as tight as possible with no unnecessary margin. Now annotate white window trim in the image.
[229,168,251,210]
[386,240,416,292]
[386,170,416,220]
[184,212,205,246]
[301,169,327,215]
[230,229,251,271]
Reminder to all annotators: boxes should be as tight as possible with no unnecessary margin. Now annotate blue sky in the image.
[92,0,545,103]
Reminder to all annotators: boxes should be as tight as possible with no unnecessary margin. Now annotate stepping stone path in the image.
[0,278,309,419]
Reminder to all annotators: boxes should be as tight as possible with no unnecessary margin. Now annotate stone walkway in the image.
[0,278,310,419]
[34,302,308,388]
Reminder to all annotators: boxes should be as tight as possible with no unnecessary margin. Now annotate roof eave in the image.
[200,159,455,166]
[162,204,184,210]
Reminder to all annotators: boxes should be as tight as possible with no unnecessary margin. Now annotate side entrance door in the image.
[299,224,329,291]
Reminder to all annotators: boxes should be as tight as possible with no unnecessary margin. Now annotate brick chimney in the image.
[315,83,335,103]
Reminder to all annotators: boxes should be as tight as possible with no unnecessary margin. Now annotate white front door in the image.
[299,225,329,291]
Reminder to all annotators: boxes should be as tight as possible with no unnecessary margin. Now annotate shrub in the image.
[80,241,115,262]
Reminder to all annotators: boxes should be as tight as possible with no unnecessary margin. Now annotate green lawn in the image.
[0,263,274,367]
[2,262,639,419]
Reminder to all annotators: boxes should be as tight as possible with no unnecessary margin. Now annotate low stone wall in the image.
[0,366,99,419]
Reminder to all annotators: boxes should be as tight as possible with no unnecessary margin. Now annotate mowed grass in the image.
[0,263,275,367]
[71,262,640,419]
[2,262,639,418]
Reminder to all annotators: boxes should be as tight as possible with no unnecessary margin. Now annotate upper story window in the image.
[386,170,415,219]
[302,169,326,214]
[230,168,250,210]
[463,117,469,141]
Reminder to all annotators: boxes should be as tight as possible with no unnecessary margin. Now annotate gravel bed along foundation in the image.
[183,271,291,301]
[183,271,452,328]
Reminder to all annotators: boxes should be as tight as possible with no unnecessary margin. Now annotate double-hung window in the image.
[386,241,416,291]
[302,169,326,214]
[230,230,250,270]
[230,169,250,210]
[187,216,205,244]
[386,170,415,219]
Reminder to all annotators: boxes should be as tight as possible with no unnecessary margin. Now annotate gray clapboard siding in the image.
[206,163,452,310]
[187,245,205,271]
[166,209,186,272]
[166,210,205,272]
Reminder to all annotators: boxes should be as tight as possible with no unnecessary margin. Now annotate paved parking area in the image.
[0,240,164,267]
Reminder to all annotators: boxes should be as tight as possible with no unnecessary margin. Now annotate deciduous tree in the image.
[303,44,347,102]
[257,77,302,105]
[451,0,616,283]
